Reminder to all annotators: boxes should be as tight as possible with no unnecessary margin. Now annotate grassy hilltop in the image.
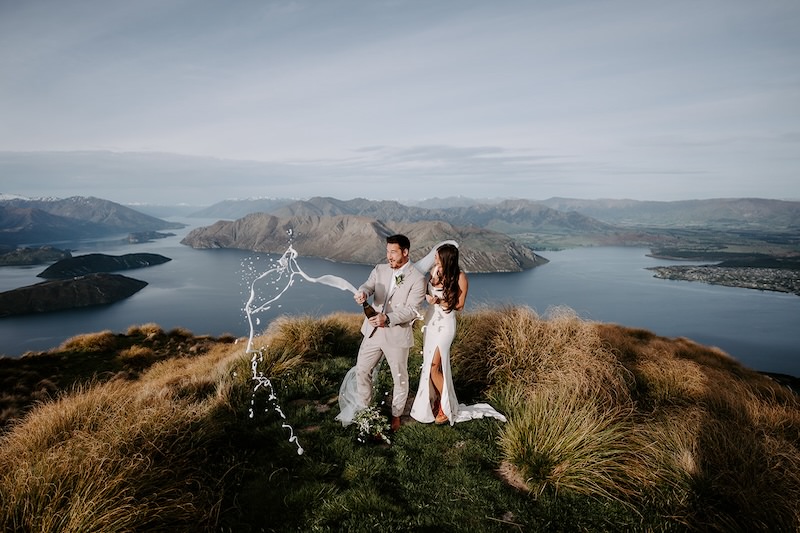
[1,308,799,532]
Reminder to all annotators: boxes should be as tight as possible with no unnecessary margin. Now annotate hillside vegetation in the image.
[1,309,798,532]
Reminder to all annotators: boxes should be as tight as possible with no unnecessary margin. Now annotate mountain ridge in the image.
[180,212,544,272]
[0,196,184,247]
[188,195,800,232]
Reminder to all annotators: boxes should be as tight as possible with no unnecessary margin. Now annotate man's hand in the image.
[354,291,366,305]
[368,313,389,328]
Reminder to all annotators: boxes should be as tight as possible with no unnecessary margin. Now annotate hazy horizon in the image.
[2,1,798,205]
[2,178,798,210]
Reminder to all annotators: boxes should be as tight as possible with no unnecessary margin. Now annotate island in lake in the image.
[0,273,148,317]
[37,253,171,279]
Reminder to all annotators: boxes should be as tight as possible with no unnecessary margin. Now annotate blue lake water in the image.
[1,218,798,376]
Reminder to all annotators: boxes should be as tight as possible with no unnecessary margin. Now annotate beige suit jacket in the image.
[358,262,425,348]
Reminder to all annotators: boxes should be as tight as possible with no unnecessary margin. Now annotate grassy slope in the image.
[1,310,798,532]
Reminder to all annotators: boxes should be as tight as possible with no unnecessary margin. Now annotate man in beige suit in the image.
[354,234,426,432]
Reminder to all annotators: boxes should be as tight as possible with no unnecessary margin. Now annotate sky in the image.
[1,0,799,206]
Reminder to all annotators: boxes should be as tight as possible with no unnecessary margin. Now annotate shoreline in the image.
[646,265,800,296]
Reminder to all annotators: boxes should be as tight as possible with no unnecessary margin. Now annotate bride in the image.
[410,243,506,425]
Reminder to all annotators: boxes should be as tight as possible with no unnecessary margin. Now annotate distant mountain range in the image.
[3,194,798,269]
[0,196,184,248]
[537,197,800,229]
[186,195,800,232]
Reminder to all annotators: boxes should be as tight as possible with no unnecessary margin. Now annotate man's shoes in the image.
[390,415,401,433]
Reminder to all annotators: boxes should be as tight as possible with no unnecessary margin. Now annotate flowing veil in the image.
[413,239,458,274]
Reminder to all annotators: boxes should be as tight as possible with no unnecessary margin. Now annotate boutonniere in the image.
[395,274,405,286]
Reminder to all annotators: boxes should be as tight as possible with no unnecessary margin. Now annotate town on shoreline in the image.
[647,265,800,296]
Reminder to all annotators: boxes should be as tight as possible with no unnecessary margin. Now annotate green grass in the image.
[1,308,798,532]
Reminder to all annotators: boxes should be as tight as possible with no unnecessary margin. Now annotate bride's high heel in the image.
[434,406,448,425]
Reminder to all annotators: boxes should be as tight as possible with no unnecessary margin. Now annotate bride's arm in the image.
[454,272,469,311]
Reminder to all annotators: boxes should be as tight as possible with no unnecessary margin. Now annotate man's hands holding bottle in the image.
[356,291,388,336]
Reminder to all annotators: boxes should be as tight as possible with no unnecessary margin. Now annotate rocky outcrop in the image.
[127,231,175,243]
[180,213,546,272]
[0,246,72,266]
[0,273,147,317]
[37,253,171,279]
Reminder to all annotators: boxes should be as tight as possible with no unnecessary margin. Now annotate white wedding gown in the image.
[410,286,507,425]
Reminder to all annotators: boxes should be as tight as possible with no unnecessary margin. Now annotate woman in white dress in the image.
[411,243,468,425]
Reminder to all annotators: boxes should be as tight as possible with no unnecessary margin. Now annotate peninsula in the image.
[647,265,800,296]
[0,273,148,317]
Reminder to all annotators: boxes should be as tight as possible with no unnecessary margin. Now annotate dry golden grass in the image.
[59,330,118,352]
[167,326,194,338]
[454,308,800,528]
[0,328,252,532]
[118,344,156,365]
[631,352,709,408]
[247,313,362,377]
[0,380,219,531]
[455,307,643,504]
[471,306,632,405]
[494,383,639,502]
[1,309,798,531]
[126,322,165,337]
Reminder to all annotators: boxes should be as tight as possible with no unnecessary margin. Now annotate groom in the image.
[353,234,426,432]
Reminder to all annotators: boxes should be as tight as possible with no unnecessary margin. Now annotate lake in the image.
[2,218,799,376]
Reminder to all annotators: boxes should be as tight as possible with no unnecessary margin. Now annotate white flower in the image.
[353,406,391,445]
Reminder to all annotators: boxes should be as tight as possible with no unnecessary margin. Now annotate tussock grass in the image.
[0,380,222,531]
[482,306,632,404]
[118,344,156,365]
[494,383,639,501]
[126,322,164,337]
[0,333,251,532]
[59,330,119,352]
[1,308,798,531]
[256,312,363,360]
[167,326,194,338]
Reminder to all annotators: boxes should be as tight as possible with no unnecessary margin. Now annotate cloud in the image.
[0,1,798,202]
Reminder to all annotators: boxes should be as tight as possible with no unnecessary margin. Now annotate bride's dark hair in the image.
[437,244,461,311]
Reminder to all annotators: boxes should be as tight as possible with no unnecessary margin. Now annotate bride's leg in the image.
[430,346,444,397]
[430,347,448,423]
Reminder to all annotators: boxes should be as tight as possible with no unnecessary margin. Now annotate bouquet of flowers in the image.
[353,405,391,445]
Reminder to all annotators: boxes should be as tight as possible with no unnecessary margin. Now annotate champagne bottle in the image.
[362,300,379,338]
[362,300,378,318]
